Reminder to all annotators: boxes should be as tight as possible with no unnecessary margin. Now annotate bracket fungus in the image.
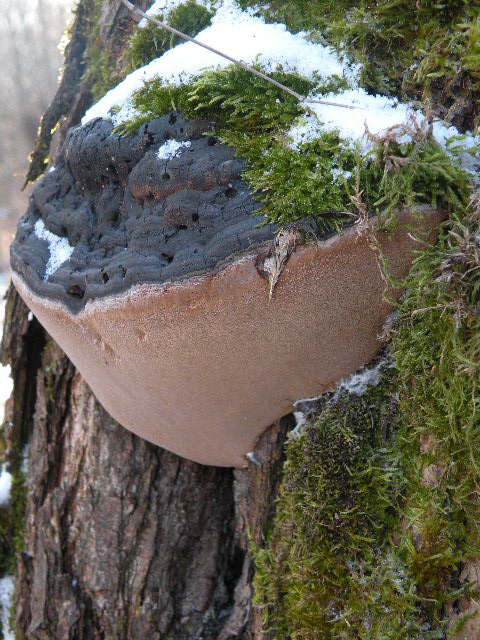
[11,114,443,467]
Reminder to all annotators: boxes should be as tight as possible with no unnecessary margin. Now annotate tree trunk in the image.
[2,1,294,637]
[2,284,293,639]
[3,0,478,637]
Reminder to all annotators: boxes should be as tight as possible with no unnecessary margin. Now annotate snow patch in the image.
[289,89,413,150]
[34,219,74,280]
[288,89,479,153]
[157,138,191,159]
[0,364,12,421]
[0,464,12,507]
[246,451,261,465]
[336,356,392,396]
[0,277,13,432]
[21,444,29,476]
[288,113,323,151]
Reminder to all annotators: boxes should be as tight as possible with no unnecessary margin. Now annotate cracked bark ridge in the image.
[2,286,291,639]
[24,0,151,187]
[12,114,275,312]
[24,0,98,187]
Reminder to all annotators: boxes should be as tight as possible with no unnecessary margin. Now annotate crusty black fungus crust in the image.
[11,114,277,312]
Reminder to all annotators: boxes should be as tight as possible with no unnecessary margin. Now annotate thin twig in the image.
[120,0,360,110]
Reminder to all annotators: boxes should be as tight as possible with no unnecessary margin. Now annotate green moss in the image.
[90,0,479,636]
[121,63,473,229]
[120,65,354,228]
[127,1,214,71]
[84,0,132,101]
[123,64,325,132]
[0,447,26,576]
[391,198,480,631]
[359,127,474,226]
[253,361,431,639]
[253,227,480,635]
[251,150,479,640]
[87,0,214,100]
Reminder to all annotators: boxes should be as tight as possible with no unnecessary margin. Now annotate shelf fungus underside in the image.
[11,115,443,467]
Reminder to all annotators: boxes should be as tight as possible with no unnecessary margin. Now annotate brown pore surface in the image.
[12,209,444,467]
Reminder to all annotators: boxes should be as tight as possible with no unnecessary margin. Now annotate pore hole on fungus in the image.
[68,284,84,299]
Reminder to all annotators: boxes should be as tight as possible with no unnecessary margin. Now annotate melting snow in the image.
[291,90,412,148]
[21,444,29,476]
[34,219,74,281]
[0,363,12,424]
[288,89,479,153]
[291,355,394,438]
[0,276,13,438]
[157,138,191,159]
[336,355,393,396]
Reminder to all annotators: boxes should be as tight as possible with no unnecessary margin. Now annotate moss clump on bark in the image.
[253,207,480,634]
[238,6,479,626]
[251,169,479,639]
[84,0,133,102]
[0,445,27,576]
[127,1,214,71]
[252,361,426,639]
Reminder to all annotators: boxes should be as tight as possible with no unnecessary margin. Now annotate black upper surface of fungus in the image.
[11,113,278,312]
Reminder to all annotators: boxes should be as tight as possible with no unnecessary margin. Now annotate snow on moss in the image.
[0,465,12,507]
[0,575,13,640]
[82,0,346,126]
[336,355,394,396]
[83,0,479,154]
[292,355,394,439]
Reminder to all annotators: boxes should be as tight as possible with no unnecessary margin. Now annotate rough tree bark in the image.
[2,286,293,639]
[2,1,294,637]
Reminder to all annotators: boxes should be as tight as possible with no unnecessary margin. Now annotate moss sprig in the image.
[127,1,214,71]
[390,197,480,631]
